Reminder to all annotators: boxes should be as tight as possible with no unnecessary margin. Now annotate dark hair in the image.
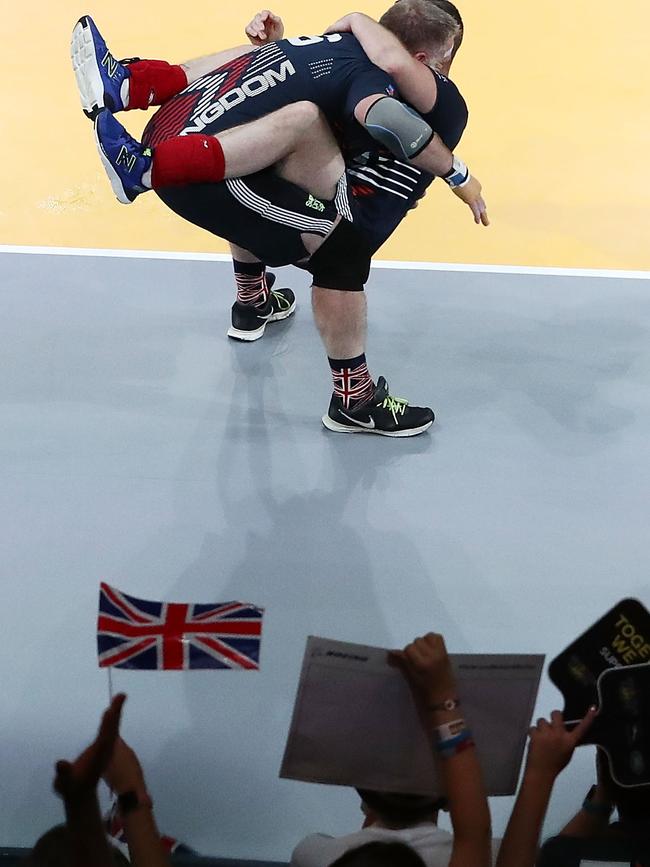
[26,825,130,867]
[356,788,446,826]
[332,841,427,867]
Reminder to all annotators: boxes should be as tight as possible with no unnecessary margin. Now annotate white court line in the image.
[1,244,649,280]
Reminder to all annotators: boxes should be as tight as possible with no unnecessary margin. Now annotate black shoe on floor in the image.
[322,376,434,437]
[227,274,296,342]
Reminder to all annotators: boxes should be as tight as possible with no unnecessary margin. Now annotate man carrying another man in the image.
[72,0,488,436]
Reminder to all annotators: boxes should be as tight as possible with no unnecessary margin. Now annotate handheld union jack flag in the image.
[97,582,263,670]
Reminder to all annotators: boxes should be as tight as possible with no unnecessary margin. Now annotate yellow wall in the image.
[2,0,649,269]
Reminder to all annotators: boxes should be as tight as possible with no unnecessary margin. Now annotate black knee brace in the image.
[307,219,373,291]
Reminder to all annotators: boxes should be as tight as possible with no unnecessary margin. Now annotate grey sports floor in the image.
[2,250,649,859]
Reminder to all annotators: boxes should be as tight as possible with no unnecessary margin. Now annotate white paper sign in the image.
[280,636,544,796]
[580,862,630,866]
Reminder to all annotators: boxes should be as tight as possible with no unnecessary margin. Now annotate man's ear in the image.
[413,50,429,64]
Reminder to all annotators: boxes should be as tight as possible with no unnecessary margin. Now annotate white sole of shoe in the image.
[227,322,267,342]
[93,119,132,205]
[71,19,106,118]
[226,299,296,342]
[321,415,433,437]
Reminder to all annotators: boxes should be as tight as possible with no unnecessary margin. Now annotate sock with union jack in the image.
[329,354,375,409]
[233,260,270,308]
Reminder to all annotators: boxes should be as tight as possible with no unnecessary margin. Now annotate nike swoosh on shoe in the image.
[339,412,376,429]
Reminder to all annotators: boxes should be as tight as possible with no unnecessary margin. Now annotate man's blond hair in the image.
[379,0,460,58]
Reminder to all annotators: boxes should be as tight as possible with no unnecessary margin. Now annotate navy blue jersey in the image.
[142,36,469,253]
[343,70,468,251]
[143,34,396,145]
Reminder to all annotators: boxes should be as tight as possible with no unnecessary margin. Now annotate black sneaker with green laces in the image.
[227,274,296,342]
[322,376,435,437]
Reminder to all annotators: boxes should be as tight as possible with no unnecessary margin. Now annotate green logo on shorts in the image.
[305,194,325,212]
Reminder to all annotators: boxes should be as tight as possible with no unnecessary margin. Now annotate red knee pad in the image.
[127,60,187,109]
[151,135,226,188]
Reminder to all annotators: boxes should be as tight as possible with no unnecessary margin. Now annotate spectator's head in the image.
[380,0,461,73]
[26,825,129,867]
[332,841,427,867]
[356,788,446,829]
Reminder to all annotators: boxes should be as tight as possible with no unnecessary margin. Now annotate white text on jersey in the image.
[180,60,296,135]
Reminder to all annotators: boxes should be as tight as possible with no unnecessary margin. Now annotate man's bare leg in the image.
[217,102,344,201]
[224,101,346,339]
[311,288,367,360]
[223,111,374,408]
[229,244,260,265]
[182,54,368,363]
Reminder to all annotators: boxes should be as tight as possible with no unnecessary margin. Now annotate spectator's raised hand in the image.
[245,10,284,44]
[54,694,126,802]
[390,633,457,707]
[103,736,148,800]
[525,707,598,781]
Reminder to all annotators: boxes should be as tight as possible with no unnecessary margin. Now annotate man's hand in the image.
[54,693,126,802]
[325,13,357,34]
[390,632,457,706]
[452,175,489,226]
[525,707,598,781]
[245,10,284,44]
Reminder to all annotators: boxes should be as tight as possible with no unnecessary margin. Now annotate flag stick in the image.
[107,666,114,702]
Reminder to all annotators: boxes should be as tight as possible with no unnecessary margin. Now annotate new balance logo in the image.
[305,194,325,212]
[101,50,119,79]
[115,146,137,173]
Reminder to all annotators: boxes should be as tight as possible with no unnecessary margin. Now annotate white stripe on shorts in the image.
[225,178,335,235]
[335,175,354,222]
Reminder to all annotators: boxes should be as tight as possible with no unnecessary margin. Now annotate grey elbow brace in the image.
[363,96,434,161]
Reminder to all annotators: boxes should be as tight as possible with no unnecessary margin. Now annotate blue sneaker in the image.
[94,109,151,204]
[71,15,131,118]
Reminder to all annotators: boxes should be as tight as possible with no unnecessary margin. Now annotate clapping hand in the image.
[54,694,126,802]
